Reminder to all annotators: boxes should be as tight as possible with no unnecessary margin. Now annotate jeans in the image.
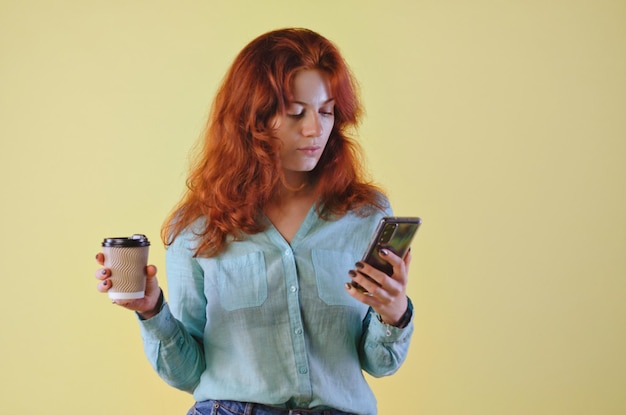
[187,400,357,415]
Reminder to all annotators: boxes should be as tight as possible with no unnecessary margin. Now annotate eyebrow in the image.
[290,98,335,106]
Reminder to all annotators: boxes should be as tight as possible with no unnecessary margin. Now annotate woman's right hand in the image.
[95,252,163,319]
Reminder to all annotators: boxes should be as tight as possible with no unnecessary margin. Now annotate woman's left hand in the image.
[345,248,412,326]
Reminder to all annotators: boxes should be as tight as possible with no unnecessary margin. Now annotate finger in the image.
[345,282,384,306]
[112,299,134,308]
[97,278,111,293]
[95,268,109,280]
[354,260,399,293]
[356,256,405,299]
[146,265,158,278]
[403,248,413,268]
[350,268,397,303]
[379,248,403,270]
[95,252,105,266]
[350,268,381,296]
[144,266,159,295]
[379,248,408,284]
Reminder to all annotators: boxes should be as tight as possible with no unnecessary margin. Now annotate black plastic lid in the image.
[102,234,150,247]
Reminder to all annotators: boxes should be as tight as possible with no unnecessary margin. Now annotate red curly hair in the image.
[162,28,385,256]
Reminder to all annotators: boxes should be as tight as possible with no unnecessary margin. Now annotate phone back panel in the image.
[362,217,422,276]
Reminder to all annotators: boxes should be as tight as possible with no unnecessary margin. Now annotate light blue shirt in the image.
[139,200,414,415]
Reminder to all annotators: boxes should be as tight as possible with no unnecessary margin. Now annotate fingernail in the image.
[101,269,107,275]
[355,262,364,269]
[379,248,389,256]
[101,280,108,287]
[348,270,357,278]
[345,283,352,290]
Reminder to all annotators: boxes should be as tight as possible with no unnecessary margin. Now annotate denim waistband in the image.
[189,399,357,415]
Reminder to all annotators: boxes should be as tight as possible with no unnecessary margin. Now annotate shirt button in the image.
[298,367,308,374]
[295,328,303,335]
[290,285,297,293]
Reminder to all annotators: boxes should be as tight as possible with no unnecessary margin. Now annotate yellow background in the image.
[1,1,625,414]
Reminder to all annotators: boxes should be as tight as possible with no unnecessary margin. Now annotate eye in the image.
[286,104,305,118]
[320,105,335,117]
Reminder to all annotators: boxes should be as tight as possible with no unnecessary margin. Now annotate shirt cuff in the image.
[371,297,414,338]
[137,301,180,342]
[378,297,413,329]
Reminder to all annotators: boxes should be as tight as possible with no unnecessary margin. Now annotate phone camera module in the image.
[380,223,398,244]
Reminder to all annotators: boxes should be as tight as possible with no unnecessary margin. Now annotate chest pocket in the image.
[216,251,268,311]
[312,249,359,307]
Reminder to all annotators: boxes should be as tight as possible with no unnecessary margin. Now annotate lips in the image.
[298,146,321,155]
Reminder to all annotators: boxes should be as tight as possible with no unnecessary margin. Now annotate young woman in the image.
[95,28,415,415]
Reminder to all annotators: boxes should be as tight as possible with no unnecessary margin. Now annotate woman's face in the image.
[273,69,335,185]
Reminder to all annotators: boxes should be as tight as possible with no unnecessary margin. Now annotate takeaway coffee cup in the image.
[102,234,150,300]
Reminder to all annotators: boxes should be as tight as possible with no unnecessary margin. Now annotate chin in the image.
[288,163,319,172]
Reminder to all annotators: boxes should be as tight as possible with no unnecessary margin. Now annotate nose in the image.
[301,112,322,137]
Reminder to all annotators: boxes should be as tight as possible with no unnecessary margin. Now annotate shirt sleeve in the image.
[137,230,207,393]
[358,297,415,377]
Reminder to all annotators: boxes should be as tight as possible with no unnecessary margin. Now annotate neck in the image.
[269,173,318,207]
[282,170,310,191]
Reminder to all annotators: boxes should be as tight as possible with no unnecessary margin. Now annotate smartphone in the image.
[351,216,422,292]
